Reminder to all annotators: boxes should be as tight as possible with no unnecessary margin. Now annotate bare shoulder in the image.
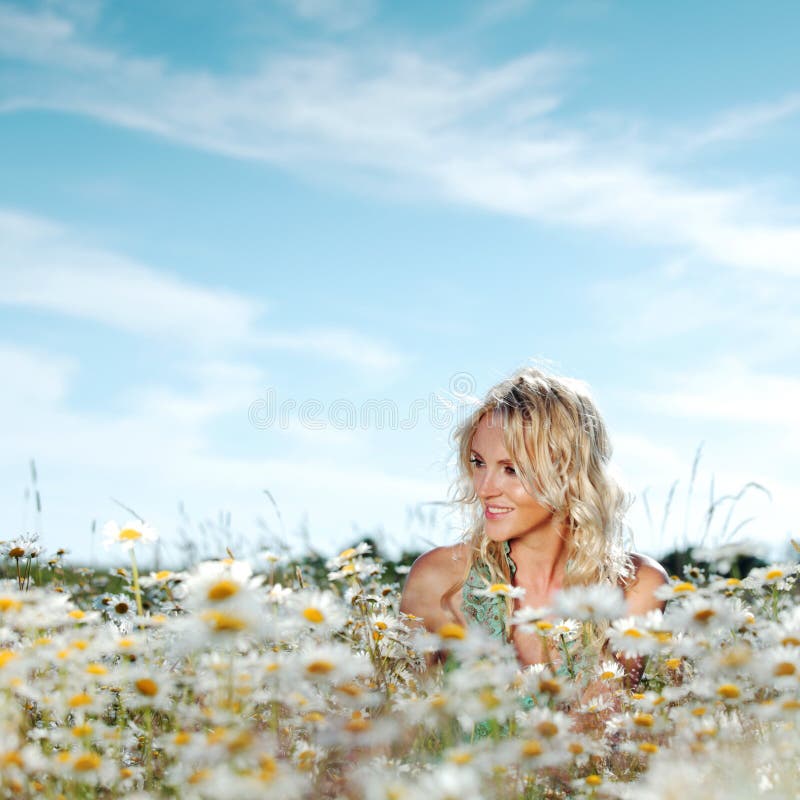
[408,544,470,580]
[624,552,669,614]
[628,552,669,585]
[399,544,470,630]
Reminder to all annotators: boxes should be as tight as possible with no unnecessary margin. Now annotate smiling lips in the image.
[485,505,513,519]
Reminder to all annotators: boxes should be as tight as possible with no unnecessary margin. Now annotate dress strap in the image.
[502,540,517,577]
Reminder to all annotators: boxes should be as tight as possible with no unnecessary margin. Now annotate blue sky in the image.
[1,0,798,565]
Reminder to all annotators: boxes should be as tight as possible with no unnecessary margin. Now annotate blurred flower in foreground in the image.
[102,520,159,551]
[4,533,43,559]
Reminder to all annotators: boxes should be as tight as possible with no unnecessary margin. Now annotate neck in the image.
[508,518,570,594]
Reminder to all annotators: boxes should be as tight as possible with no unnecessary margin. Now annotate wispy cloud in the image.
[687,92,800,149]
[641,358,800,443]
[0,209,264,346]
[591,256,800,362]
[4,4,800,275]
[277,0,377,31]
[256,329,406,371]
[0,208,405,369]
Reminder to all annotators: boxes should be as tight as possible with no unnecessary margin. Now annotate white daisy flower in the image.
[553,583,626,621]
[102,519,159,551]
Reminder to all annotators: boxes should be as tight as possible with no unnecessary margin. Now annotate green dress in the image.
[461,540,517,640]
[459,540,570,677]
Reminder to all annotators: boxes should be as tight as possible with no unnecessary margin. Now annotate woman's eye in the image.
[469,457,484,468]
[505,466,517,476]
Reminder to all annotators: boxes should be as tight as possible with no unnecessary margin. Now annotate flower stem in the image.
[130,548,144,616]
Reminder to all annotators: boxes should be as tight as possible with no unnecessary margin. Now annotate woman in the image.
[400,366,667,677]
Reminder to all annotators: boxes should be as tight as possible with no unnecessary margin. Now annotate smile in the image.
[485,506,513,518]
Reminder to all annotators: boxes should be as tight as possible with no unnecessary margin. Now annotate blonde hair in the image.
[444,365,633,638]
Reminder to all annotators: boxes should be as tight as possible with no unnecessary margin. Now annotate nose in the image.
[475,467,501,500]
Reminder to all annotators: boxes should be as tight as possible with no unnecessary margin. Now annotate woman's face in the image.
[469,411,555,542]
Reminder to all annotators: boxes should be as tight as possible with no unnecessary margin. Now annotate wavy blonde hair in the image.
[443,366,633,638]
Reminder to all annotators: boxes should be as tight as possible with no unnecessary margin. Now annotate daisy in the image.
[606,617,658,658]
[472,580,526,600]
[287,589,348,636]
[102,520,159,552]
[553,584,626,621]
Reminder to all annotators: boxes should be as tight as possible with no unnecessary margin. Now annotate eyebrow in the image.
[470,448,513,465]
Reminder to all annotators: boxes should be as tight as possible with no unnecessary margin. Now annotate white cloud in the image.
[4,5,800,274]
[0,209,263,346]
[278,0,376,31]
[642,358,800,436]
[256,328,406,371]
[687,92,800,149]
[0,208,406,370]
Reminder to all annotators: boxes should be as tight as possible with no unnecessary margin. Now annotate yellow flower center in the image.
[0,597,22,612]
[201,610,246,631]
[69,693,92,708]
[303,607,325,624]
[188,769,211,785]
[765,569,784,581]
[259,756,278,781]
[539,679,562,695]
[345,716,371,733]
[0,651,18,669]
[86,663,107,676]
[437,623,466,640]
[135,678,159,696]
[774,662,796,677]
[73,753,101,772]
[480,688,500,709]
[173,732,192,745]
[449,752,472,765]
[672,582,696,593]
[488,583,511,593]
[585,775,602,787]
[207,580,239,601]
[339,548,357,559]
[536,721,559,738]
[306,660,335,675]
[2,751,24,768]
[118,528,143,542]
[522,739,543,757]
[639,742,659,754]
[633,713,654,728]
[693,608,716,622]
[717,683,741,699]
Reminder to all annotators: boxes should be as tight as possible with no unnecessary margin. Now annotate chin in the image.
[484,526,514,543]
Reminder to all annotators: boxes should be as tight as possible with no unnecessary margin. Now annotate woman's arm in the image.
[618,554,669,685]
[399,545,467,632]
